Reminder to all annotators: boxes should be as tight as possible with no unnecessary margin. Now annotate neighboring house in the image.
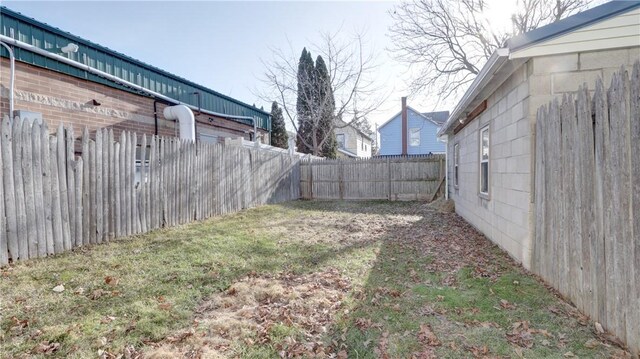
[334,119,372,158]
[378,97,448,156]
[0,7,270,143]
[437,1,640,269]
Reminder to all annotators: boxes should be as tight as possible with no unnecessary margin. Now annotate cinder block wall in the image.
[0,58,267,143]
[447,63,533,268]
[528,47,640,119]
[446,45,640,269]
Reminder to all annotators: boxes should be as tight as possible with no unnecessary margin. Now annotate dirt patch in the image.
[145,268,352,358]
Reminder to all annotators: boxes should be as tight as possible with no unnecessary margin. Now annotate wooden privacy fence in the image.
[300,155,445,200]
[533,63,639,355]
[0,117,302,265]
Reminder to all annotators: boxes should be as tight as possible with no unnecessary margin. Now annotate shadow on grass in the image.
[320,208,627,359]
[0,200,419,358]
[0,201,627,358]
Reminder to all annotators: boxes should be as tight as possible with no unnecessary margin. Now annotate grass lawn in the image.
[0,200,631,358]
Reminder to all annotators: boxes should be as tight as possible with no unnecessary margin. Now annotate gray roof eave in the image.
[507,1,640,52]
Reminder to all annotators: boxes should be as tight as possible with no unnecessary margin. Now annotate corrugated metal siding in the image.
[0,7,270,130]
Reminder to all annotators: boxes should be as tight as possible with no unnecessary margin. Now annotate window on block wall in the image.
[479,126,490,196]
[410,128,420,146]
[454,143,460,188]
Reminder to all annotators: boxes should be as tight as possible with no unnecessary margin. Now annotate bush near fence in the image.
[533,62,639,355]
[0,117,302,265]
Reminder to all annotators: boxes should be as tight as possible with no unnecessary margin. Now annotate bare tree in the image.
[258,31,385,156]
[389,0,591,102]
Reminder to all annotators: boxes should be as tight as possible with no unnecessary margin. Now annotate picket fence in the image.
[0,118,302,265]
[533,63,639,355]
[300,155,446,200]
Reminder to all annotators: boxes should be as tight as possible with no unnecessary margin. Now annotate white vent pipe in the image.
[163,105,195,141]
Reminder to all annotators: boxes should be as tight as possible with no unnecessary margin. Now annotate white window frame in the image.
[409,128,420,147]
[479,125,490,197]
[454,143,459,188]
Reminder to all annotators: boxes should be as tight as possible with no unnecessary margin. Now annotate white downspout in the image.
[440,134,449,200]
[163,105,195,141]
[0,41,15,117]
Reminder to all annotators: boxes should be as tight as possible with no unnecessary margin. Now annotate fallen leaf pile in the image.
[145,268,352,358]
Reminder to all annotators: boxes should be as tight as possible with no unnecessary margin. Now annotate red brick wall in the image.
[0,58,269,142]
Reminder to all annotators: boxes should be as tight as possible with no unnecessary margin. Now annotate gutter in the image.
[0,34,266,133]
[437,48,510,138]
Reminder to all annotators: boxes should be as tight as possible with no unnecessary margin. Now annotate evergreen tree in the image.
[270,102,288,149]
[296,48,315,154]
[314,55,337,158]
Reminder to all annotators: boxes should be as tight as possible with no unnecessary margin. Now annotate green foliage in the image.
[296,48,315,154]
[295,50,337,157]
[315,55,337,158]
[270,102,288,149]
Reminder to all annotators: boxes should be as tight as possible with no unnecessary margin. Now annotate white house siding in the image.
[447,63,533,268]
[511,8,640,59]
[335,124,372,158]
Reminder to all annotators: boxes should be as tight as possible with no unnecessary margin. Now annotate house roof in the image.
[338,148,359,158]
[437,0,640,137]
[421,111,449,125]
[335,119,373,141]
[506,1,640,52]
[378,106,447,131]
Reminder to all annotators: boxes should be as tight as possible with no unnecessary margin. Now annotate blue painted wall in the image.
[378,108,446,155]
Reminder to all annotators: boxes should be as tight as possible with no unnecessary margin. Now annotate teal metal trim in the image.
[0,6,271,130]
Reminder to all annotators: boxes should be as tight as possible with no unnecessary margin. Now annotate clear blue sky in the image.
[4,0,423,131]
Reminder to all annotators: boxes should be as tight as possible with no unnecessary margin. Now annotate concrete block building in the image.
[437,1,640,268]
[0,7,271,143]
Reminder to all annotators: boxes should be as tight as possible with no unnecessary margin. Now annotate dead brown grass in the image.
[144,268,352,358]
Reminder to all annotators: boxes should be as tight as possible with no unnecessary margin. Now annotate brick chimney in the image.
[401,96,408,155]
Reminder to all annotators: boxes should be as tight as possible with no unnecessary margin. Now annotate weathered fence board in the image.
[0,122,304,268]
[300,155,445,201]
[82,128,90,246]
[533,63,639,355]
[628,61,640,357]
[13,119,27,259]
[50,136,63,254]
[2,118,17,261]
[0,121,5,266]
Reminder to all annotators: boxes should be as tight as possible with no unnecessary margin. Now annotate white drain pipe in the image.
[163,105,195,141]
[0,41,15,117]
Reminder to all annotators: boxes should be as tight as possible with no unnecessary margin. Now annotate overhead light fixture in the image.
[61,43,79,55]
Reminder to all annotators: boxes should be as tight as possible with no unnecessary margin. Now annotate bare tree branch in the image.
[389,0,592,102]
[256,30,388,156]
